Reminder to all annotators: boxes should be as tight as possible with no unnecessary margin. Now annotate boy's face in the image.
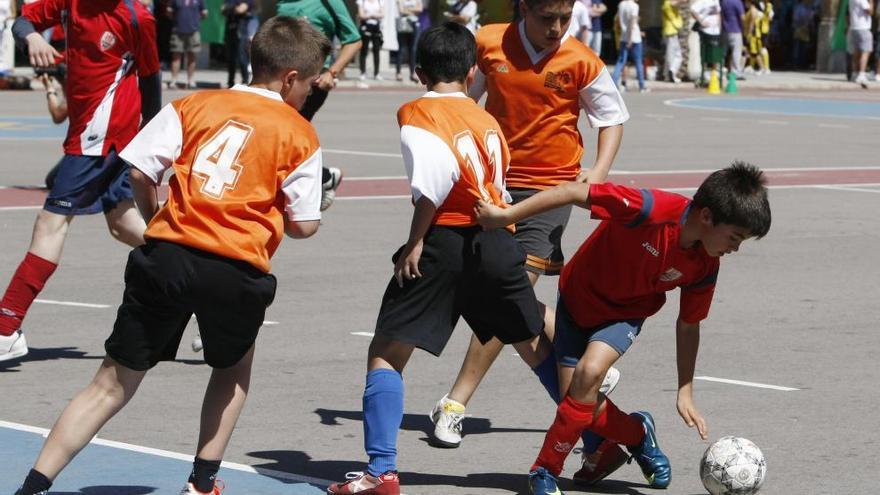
[281,70,320,111]
[698,208,753,257]
[520,0,574,51]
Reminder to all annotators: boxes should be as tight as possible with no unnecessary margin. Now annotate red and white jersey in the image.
[398,92,511,227]
[23,0,160,156]
[470,22,628,190]
[559,183,720,328]
[120,85,323,273]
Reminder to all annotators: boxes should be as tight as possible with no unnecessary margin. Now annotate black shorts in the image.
[375,226,544,356]
[509,188,573,276]
[105,241,277,370]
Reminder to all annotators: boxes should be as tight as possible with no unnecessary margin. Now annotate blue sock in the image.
[363,368,403,476]
[531,354,605,453]
[531,353,561,404]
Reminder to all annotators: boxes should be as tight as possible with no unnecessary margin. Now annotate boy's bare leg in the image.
[33,357,147,480]
[195,344,255,461]
[28,210,73,263]
[104,200,146,248]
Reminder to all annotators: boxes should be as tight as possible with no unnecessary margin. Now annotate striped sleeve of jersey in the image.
[680,264,720,323]
[282,148,322,221]
[400,124,460,207]
[589,183,690,226]
[578,67,630,128]
[119,103,182,183]
[22,0,66,32]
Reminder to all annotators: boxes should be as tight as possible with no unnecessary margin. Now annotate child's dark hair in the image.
[693,161,771,238]
[250,17,331,82]
[416,22,476,85]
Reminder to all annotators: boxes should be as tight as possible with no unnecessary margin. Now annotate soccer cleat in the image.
[179,480,224,494]
[528,467,563,495]
[192,335,203,353]
[321,167,344,211]
[0,328,28,362]
[599,366,620,396]
[572,439,630,486]
[627,411,671,489]
[428,394,466,448]
[327,471,400,495]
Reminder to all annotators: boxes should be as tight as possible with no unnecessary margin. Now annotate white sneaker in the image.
[321,167,344,211]
[429,394,466,448]
[599,366,620,396]
[179,481,223,494]
[874,73,880,82]
[0,329,28,362]
[192,335,203,353]
[855,72,869,89]
[359,74,366,81]
[375,74,384,81]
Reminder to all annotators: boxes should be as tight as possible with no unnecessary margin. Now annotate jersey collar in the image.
[517,20,570,66]
[231,84,283,102]
[422,91,468,98]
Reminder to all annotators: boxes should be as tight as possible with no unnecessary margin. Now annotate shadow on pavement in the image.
[313,408,545,438]
[51,486,156,495]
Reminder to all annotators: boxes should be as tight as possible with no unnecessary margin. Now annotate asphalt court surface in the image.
[1,86,878,494]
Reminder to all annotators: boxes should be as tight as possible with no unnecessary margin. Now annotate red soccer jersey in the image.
[23,0,160,156]
[559,183,721,328]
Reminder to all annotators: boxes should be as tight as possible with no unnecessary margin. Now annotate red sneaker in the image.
[327,471,400,495]
[572,440,630,486]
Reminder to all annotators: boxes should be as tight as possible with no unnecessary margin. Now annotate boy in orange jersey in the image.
[327,22,550,495]
[474,162,772,494]
[429,0,631,483]
[11,17,330,495]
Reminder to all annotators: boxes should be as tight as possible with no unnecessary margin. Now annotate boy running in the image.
[474,162,772,494]
[429,0,629,481]
[327,22,550,495]
[12,17,329,495]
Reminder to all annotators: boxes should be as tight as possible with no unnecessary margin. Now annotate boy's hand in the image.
[677,393,708,440]
[26,33,61,68]
[314,72,337,91]
[394,240,423,287]
[474,199,509,229]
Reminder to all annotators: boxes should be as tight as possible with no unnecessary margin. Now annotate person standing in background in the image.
[720,0,745,79]
[848,0,874,87]
[587,0,607,56]
[396,0,422,82]
[445,0,478,33]
[168,0,207,89]
[661,0,684,81]
[569,0,592,44]
[613,0,647,92]
[222,0,257,87]
[357,0,384,80]
[691,0,723,86]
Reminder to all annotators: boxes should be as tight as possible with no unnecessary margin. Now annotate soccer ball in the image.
[700,436,766,495]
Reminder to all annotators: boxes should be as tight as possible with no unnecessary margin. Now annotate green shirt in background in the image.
[277,0,362,67]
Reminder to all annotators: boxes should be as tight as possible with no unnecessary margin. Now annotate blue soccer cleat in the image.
[528,467,564,495]
[627,411,671,489]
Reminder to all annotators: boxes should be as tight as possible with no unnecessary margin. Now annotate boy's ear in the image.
[699,206,714,226]
[465,64,477,87]
[283,68,301,89]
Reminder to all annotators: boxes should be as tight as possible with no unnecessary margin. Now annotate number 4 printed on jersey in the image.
[193,120,253,200]
[453,130,503,202]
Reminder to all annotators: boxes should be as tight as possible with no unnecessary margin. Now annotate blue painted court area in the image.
[0,117,67,139]
[0,424,326,494]
[666,97,880,119]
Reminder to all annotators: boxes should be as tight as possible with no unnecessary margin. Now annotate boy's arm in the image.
[475,181,590,229]
[577,68,627,182]
[12,0,64,67]
[282,149,323,239]
[394,196,437,287]
[578,123,623,183]
[675,317,708,440]
[129,167,160,222]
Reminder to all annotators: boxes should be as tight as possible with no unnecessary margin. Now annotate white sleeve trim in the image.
[282,148,323,222]
[579,67,630,128]
[400,125,460,207]
[468,67,487,102]
[119,104,182,183]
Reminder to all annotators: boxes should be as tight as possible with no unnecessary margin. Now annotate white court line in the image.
[695,376,799,391]
[700,117,731,122]
[344,175,407,181]
[818,123,850,129]
[34,298,111,309]
[351,332,375,337]
[757,120,789,125]
[0,205,41,211]
[644,113,674,119]
[0,420,336,487]
[610,165,880,174]
[814,185,880,194]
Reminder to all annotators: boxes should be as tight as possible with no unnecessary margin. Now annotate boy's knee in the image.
[574,360,610,390]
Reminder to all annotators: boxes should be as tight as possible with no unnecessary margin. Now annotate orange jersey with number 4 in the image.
[121,86,323,273]
[398,92,511,227]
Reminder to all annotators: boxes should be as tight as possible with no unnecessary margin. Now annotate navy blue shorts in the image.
[44,149,133,215]
[554,296,644,367]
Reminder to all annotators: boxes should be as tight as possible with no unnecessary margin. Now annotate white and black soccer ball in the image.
[700,436,766,495]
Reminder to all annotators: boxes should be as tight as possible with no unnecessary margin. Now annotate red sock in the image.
[589,397,644,447]
[532,396,595,476]
[0,252,57,336]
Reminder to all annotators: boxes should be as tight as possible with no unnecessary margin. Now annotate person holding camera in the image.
[1,0,162,363]
[395,0,421,82]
